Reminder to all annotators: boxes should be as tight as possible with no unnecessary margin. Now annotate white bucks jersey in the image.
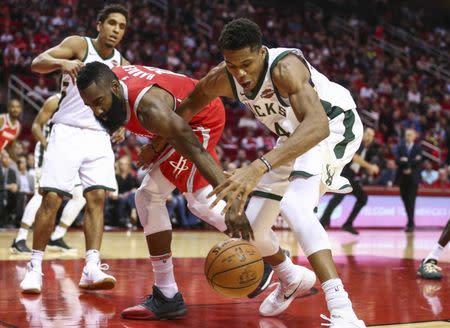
[228,47,357,141]
[52,37,123,130]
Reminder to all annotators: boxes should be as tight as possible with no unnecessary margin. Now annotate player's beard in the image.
[97,91,126,134]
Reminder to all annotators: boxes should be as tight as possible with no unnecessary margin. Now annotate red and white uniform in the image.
[113,65,225,193]
[0,113,20,151]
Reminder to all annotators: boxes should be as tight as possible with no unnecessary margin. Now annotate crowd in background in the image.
[0,0,449,229]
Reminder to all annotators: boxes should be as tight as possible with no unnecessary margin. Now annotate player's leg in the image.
[77,129,117,290]
[320,193,345,228]
[20,124,78,294]
[342,180,368,235]
[11,193,42,253]
[122,167,187,320]
[417,219,450,280]
[49,184,85,251]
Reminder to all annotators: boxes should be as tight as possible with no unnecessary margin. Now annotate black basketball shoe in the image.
[47,238,76,252]
[122,285,188,320]
[10,239,31,254]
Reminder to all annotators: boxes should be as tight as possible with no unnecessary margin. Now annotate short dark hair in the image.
[77,61,117,91]
[218,18,262,51]
[97,4,128,24]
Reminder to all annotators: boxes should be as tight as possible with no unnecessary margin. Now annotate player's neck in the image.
[7,114,18,125]
[92,37,114,58]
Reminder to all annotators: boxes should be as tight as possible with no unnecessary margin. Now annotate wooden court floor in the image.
[0,229,449,327]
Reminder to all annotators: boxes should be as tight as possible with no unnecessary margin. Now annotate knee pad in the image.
[185,185,227,232]
[135,189,172,236]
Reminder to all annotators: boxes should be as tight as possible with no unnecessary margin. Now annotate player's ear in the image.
[111,79,120,94]
[96,21,101,33]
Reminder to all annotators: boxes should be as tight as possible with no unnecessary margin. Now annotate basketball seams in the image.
[204,242,252,278]
[211,259,264,289]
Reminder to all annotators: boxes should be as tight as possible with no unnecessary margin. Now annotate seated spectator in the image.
[241,130,262,153]
[407,83,421,104]
[27,77,53,101]
[15,154,34,222]
[421,160,439,186]
[259,129,276,151]
[0,150,18,227]
[110,156,138,228]
[219,127,239,158]
[377,159,397,186]
[430,168,450,189]
[359,81,377,99]
[238,111,258,131]
[233,149,250,168]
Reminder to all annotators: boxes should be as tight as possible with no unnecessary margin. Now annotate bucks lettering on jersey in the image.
[52,37,123,130]
[227,47,357,139]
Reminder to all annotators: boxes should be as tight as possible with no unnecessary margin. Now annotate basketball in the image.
[204,238,264,298]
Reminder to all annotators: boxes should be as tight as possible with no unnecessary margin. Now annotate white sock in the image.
[86,249,100,266]
[272,256,298,284]
[322,278,358,322]
[151,253,178,298]
[30,250,44,272]
[424,243,444,263]
[16,228,29,242]
[50,225,67,241]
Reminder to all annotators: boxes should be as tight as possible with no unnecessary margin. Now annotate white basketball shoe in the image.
[320,314,367,327]
[20,263,43,294]
[79,262,116,290]
[259,265,316,317]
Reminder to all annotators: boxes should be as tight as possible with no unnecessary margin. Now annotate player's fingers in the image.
[207,181,229,198]
[237,189,251,216]
[220,187,241,215]
[223,171,235,177]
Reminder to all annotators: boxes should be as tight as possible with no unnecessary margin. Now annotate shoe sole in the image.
[259,267,316,317]
[122,307,188,320]
[21,288,41,294]
[79,278,116,290]
[10,247,31,254]
[416,272,442,280]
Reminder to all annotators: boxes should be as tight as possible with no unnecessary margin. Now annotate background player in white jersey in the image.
[20,4,129,294]
[10,94,86,254]
[165,18,366,327]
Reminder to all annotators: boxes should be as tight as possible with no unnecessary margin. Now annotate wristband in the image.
[259,156,272,172]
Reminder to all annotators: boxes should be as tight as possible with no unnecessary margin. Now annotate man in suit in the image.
[320,127,379,235]
[396,128,422,232]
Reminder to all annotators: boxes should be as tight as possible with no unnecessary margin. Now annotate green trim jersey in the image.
[52,37,123,130]
[227,47,357,141]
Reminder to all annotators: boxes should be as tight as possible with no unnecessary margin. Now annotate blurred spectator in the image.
[233,149,250,168]
[241,130,262,153]
[421,160,439,186]
[396,129,423,232]
[238,111,258,130]
[377,159,397,186]
[0,150,18,227]
[109,156,138,228]
[430,168,450,189]
[27,77,53,101]
[407,83,421,104]
[15,154,33,221]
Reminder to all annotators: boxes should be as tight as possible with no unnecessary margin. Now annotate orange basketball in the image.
[204,238,264,298]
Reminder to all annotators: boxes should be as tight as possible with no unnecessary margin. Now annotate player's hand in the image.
[208,160,266,216]
[137,143,159,169]
[224,203,254,241]
[61,59,83,83]
[369,164,379,175]
[111,127,125,143]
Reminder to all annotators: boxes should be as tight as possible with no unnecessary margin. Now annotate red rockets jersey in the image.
[112,65,223,137]
[0,114,20,151]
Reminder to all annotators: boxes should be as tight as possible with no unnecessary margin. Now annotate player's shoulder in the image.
[60,35,87,47]
[200,62,229,92]
[271,53,310,90]
[44,93,61,108]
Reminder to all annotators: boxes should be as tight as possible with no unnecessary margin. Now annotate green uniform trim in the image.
[40,187,72,198]
[339,184,352,190]
[333,110,356,159]
[250,190,282,202]
[290,170,314,179]
[81,37,89,62]
[89,38,115,60]
[84,185,115,194]
[319,100,356,159]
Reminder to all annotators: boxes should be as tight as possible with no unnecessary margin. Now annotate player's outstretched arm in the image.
[259,55,330,168]
[31,36,85,82]
[31,94,60,149]
[137,86,253,240]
